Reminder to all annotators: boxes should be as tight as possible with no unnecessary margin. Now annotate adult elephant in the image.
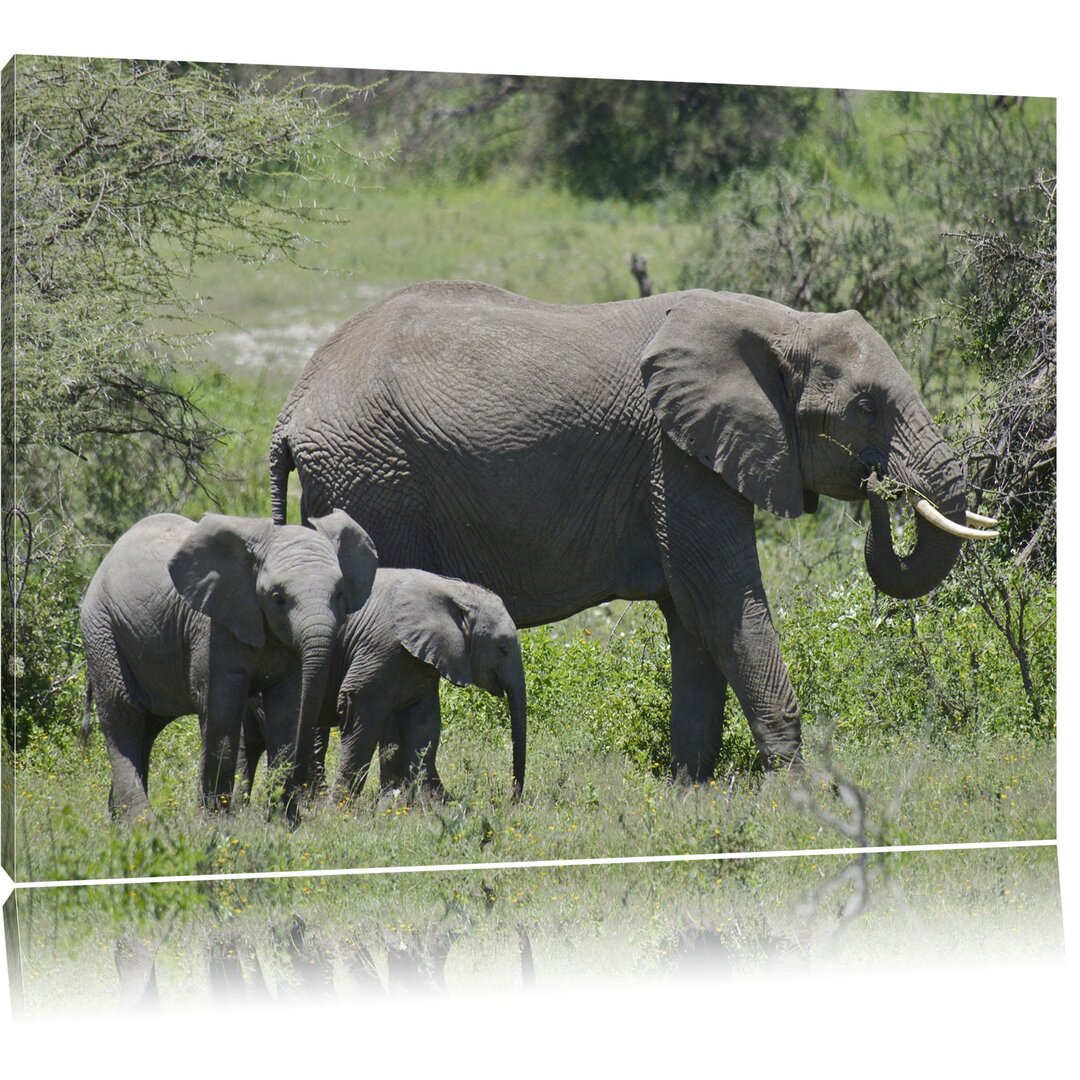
[269,281,997,780]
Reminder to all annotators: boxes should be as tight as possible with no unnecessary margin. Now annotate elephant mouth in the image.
[864,472,1000,541]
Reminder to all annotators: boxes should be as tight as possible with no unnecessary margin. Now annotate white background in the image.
[1,3,1075,1073]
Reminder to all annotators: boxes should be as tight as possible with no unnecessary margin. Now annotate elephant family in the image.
[268,281,997,780]
[80,510,378,821]
[238,568,527,803]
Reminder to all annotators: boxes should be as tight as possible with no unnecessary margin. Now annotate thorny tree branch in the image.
[953,176,1056,573]
[2,507,33,610]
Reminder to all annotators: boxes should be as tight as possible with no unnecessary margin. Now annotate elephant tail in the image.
[80,676,95,748]
[269,430,295,526]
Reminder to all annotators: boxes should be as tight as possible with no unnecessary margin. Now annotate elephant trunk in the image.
[863,430,968,600]
[505,670,527,801]
[283,618,337,819]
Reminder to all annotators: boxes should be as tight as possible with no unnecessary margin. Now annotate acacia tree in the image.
[1,56,368,743]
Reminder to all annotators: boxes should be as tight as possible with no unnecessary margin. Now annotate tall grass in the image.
[13,598,1055,882]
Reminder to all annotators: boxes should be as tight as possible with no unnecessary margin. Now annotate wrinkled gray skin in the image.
[238,568,526,803]
[80,510,378,822]
[270,281,973,780]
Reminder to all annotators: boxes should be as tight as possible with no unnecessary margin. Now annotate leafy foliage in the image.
[892,93,1056,240]
[779,573,1055,747]
[311,69,817,200]
[441,607,677,778]
[3,57,367,746]
[6,56,360,500]
[533,79,818,202]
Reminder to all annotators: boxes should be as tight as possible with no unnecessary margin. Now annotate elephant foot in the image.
[304,779,331,805]
[670,762,717,787]
[760,746,803,775]
[283,800,304,831]
[114,803,158,827]
[414,779,452,807]
[375,779,452,812]
[200,792,236,814]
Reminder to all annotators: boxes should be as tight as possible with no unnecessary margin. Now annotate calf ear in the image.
[391,574,473,687]
[640,291,804,518]
[168,515,266,648]
[309,509,379,612]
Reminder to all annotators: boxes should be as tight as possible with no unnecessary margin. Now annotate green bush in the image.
[778,567,1055,748]
[535,80,818,203]
[441,610,675,776]
[2,525,87,752]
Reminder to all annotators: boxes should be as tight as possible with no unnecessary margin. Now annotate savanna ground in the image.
[5,75,1056,906]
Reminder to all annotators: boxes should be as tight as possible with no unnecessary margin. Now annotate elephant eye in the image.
[497,645,510,658]
[855,394,877,420]
[272,589,287,608]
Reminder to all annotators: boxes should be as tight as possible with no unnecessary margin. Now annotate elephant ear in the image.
[640,291,804,518]
[168,515,267,648]
[391,574,473,688]
[308,509,379,613]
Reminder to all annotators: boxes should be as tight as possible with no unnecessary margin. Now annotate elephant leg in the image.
[310,725,332,798]
[142,715,171,780]
[199,671,249,812]
[378,712,405,792]
[706,582,802,770]
[661,600,729,782]
[261,672,312,820]
[333,694,386,802]
[234,699,266,804]
[101,702,154,822]
[654,452,801,774]
[398,696,445,799]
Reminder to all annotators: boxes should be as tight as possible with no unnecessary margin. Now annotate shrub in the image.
[777,572,1055,747]
[441,606,675,776]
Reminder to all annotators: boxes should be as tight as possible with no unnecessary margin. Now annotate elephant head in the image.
[168,509,378,802]
[392,575,527,797]
[640,290,997,599]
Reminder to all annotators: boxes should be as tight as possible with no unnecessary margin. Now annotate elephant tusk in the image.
[907,494,999,540]
[966,510,999,528]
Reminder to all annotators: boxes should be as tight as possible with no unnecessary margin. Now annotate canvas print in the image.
[1,57,1056,913]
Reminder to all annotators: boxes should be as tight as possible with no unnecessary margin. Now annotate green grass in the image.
[179,172,701,378]
[11,617,1055,884]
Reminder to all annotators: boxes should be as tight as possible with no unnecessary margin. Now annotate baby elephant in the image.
[81,510,378,822]
[240,568,527,803]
